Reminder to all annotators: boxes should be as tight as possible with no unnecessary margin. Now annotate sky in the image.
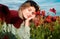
[0,0,60,16]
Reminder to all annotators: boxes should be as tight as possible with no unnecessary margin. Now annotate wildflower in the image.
[41,10,45,16]
[51,16,57,22]
[49,8,56,14]
[45,15,52,23]
[33,17,40,27]
[35,10,40,15]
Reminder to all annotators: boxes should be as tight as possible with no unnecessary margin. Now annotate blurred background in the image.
[0,0,60,16]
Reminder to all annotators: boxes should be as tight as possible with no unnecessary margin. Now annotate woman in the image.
[17,0,40,39]
[0,0,40,39]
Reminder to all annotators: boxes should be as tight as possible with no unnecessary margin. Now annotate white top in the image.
[2,22,30,39]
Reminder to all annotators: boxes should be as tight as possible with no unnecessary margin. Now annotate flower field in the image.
[0,4,60,39]
[30,8,60,39]
[30,15,60,39]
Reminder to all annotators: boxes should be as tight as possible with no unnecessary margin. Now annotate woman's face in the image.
[22,6,36,19]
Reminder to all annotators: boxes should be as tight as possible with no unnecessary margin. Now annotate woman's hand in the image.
[26,15,35,21]
[25,15,35,26]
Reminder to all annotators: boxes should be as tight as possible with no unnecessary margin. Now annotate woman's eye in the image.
[32,12,35,14]
[28,10,31,12]
[28,9,32,11]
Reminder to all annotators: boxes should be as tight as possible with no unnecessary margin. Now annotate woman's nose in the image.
[27,14,31,16]
[27,12,31,15]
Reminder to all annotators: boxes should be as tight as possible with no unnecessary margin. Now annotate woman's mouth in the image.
[27,15,31,18]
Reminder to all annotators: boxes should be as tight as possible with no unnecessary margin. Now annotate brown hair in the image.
[18,0,40,19]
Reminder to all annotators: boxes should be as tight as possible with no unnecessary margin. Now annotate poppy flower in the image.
[45,18,52,23]
[49,8,56,14]
[45,15,52,23]
[47,15,52,19]
[35,10,40,15]
[41,10,45,16]
[51,16,57,22]
[33,17,40,27]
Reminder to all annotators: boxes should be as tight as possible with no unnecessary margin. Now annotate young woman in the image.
[17,0,40,39]
[0,0,40,39]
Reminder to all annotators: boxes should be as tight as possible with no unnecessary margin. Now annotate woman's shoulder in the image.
[13,17,23,29]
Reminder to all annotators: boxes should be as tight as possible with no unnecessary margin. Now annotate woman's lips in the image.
[27,15,31,18]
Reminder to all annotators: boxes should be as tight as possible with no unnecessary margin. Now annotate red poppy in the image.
[46,18,52,23]
[45,15,52,23]
[47,15,52,19]
[41,10,45,16]
[35,10,40,15]
[49,8,56,14]
[33,17,40,27]
[51,16,57,21]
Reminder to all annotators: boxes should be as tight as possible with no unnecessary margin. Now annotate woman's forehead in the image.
[27,6,36,11]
